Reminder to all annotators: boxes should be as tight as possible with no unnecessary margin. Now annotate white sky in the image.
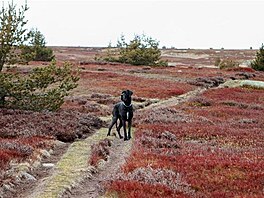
[3,0,264,49]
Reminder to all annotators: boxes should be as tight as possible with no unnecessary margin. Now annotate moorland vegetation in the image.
[0,1,264,198]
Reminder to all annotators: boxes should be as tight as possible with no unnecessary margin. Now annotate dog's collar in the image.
[122,102,132,108]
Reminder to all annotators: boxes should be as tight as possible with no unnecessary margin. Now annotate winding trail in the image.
[21,127,133,198]
[17,86,207,198]
[21,79,263,197]
[65,87,207,198]
[63,132,133,198]
[143,87,206,110]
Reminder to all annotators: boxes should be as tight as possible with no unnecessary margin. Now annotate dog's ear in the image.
[129,90,133,96]
[121,91,126,101]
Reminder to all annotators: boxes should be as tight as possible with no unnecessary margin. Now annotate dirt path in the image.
[68,89,207,198]
[13,79,261,198]
[18,127,130,198]
[62,135,132,198]
[11,87,206,198]
[60,87,206,198]
[143,87,206,110]
[7,141,70,198]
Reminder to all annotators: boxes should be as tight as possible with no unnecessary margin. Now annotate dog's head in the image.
[121,90,133,103]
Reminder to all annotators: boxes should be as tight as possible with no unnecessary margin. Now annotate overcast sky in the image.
[5,0,264,49]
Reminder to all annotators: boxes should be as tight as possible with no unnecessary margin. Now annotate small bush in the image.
[21,29,54,63]
[214,57,221,66]
[251,44,264,71]
[34,46,54,61]
[0,61,79,111]
[219,59,239,69]
[106,34,167,66]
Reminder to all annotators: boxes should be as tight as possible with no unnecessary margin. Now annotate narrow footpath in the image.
[15,86,208,198]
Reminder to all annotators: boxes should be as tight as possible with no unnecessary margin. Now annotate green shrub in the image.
[34,46,54,61]
[219,59,239,69]
[214,57,221,66]
[20,45,35,64]
[21,29,54,62]
[106,34,167,66]
[251,44,264,71]
[0,61,79,111]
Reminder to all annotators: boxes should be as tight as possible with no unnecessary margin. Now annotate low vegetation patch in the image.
[0,107,104,191]
[190,76,224,87]
[217,59,240,70]
[106,86,264,197]
[202,87,264,105]
[79,71,195,99]
[89,138,112,167]
[0,108,103,141]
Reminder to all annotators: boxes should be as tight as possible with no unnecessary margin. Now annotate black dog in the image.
[107,90,133,141]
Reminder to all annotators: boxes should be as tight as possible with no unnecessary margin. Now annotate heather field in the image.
[1,48,264,198]
[111,86,264,197]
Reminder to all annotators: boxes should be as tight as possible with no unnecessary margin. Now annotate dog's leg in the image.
[128,120,132,140]
[116,119,123,139]
[107,117,117,136]
[123,120,128,141]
